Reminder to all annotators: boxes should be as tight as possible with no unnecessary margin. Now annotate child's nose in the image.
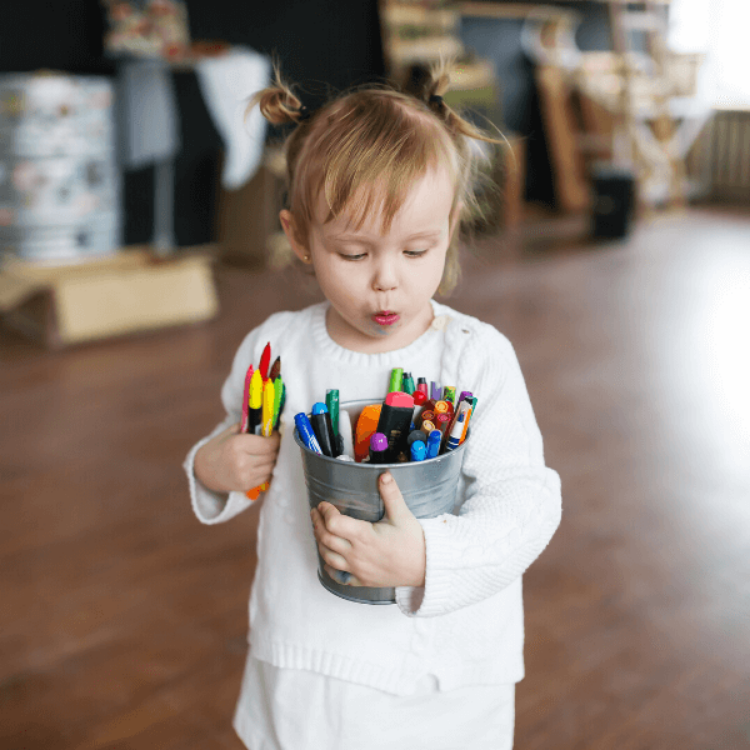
[372,260,398,292]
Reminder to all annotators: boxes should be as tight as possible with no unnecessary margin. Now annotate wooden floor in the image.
[2,206,750,749]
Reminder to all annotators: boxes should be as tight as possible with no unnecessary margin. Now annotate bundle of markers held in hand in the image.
[295,368,476,465]
[241,342,285,499]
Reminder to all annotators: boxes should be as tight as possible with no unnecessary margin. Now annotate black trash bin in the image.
[591,164,636,239]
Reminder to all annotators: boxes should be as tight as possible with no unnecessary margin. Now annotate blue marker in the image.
[295,412,323,454]
[410,441,426,462]
[445,411,466,452]
[426,429,441,459]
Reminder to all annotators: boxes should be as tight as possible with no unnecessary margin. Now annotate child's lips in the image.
[372,311,400,326]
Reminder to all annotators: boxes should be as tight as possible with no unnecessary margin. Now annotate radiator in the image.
[688,109,750,202]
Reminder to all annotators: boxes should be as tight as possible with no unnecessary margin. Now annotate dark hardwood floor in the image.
[1,206,749,749]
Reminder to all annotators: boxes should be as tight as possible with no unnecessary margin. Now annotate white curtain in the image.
[668,0,750,108]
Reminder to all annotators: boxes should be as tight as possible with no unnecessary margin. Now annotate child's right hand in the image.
[194,423,281,494]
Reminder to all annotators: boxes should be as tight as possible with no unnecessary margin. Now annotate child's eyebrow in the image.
[330,229,443,243]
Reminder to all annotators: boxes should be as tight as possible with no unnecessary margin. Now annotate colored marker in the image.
[426,429,442,459]
[389,367,404,393]
[272,377,283,429]
[310,402,337,457]
[445,411,466,451]
[416,377,428,396]
[338,408,355,459]
[376,391,415,460]
[435,412,451,435]
[419,409,435,430]
[434,400,450,416]
[369,432,389,464]
[259,342,272,381]
[410,441,426,462]
[354,404,382,463]
[421,419,436,434]
[443,386,456,405]
[261,380,276,437]
[276,382,287,429]
[402,372,415,395]
[407,429,427,447]
[430,381,441,401]
[295,412,322,454]
[268,355,281,383]
[326,389,340,438]
[240,364,253,433]
[247,369,263,434]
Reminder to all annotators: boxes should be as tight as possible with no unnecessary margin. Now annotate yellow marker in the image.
[249,369,263,409]
[261,379,275,437]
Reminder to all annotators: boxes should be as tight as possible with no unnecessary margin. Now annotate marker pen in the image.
[410,441,427,462]
[419,409,435,430]
[295,412,323,454]
[442,386,456,405]
[369,432,389,464]
[412,390,427,423]
[354,404,382,462]
[325,389,340,438]
[261,380,276,437]
[402,372,416,395]
[445,411,466,452]
[426,429,442,459]
[311,402,338,457]
[448,398,472,442]
[338,408,355,459]
[259,342,272,381]
[435,412,451,435]
[430,381,441,401]
[416,377,428,396]
[388,367,404,393]
[421,419,436,434]
[268,355,281,383]
[375,391,414,460]
[247,369,263,435]
[407,429,427,448]
[434,400,450,416]
[240,364,253,433]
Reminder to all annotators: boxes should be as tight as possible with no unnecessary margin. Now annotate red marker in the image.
[259,342,271,381]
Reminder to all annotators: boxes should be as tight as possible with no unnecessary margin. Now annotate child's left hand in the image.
[310,471,426,589]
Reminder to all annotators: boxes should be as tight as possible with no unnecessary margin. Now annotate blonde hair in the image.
[249,61,504,296]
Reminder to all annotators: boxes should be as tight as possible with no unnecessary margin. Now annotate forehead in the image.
[315,166,456,237]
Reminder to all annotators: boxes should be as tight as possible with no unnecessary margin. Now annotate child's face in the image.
[282,167,457,353]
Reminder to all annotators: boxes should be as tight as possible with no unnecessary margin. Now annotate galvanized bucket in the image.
[295,398,469,604]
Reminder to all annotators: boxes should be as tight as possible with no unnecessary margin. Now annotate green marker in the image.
[388,367,403,393]
[325,389,340,437]
[443,385,456,405]
[272,377,283,429]
[402,372,415,395]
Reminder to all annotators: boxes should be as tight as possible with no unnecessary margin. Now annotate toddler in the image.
[185,62,562,750]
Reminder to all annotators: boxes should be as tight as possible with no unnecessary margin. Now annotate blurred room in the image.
[1,1,748,748]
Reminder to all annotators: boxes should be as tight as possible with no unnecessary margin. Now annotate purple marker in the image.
[369,432,389,464]
[430,381,441,401]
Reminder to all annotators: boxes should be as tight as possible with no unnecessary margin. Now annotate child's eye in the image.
[404,249,428,258]
[339,253,367,261]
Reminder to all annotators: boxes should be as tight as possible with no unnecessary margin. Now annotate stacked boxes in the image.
[0,73,121,263]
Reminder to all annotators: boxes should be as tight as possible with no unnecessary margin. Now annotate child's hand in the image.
[194,422,281,494]
[310,472,426,588]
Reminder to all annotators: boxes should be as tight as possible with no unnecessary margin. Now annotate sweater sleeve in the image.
[183,314,287,525]
[395,324,562,617]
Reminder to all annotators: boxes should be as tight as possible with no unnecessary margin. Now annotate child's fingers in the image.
[315,501,363,541]
[311,511,352,554]
[324,564,360,587]
[317,542,349,573]
[237,431,281,455]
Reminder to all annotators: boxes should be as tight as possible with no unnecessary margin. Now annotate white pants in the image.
[234,655,515,750]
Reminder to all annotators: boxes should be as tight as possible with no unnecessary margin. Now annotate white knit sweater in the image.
[184,300,562,696]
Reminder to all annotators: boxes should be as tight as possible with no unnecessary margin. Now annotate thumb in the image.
[379,472,412,525]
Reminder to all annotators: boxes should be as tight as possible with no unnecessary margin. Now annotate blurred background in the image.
[1,1,749,749]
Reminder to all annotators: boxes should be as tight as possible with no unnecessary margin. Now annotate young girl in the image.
[185,63,562,750]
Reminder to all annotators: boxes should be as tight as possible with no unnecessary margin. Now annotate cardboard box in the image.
[0,247,218,348]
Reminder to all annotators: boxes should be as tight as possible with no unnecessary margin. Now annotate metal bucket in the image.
[295,398,469,604]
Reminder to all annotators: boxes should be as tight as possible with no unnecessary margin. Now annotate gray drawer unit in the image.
[0,73,121,263]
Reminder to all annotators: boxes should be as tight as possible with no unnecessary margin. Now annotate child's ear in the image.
[279,210,311,263]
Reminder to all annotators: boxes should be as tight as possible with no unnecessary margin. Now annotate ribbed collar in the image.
[309,299,449,368]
